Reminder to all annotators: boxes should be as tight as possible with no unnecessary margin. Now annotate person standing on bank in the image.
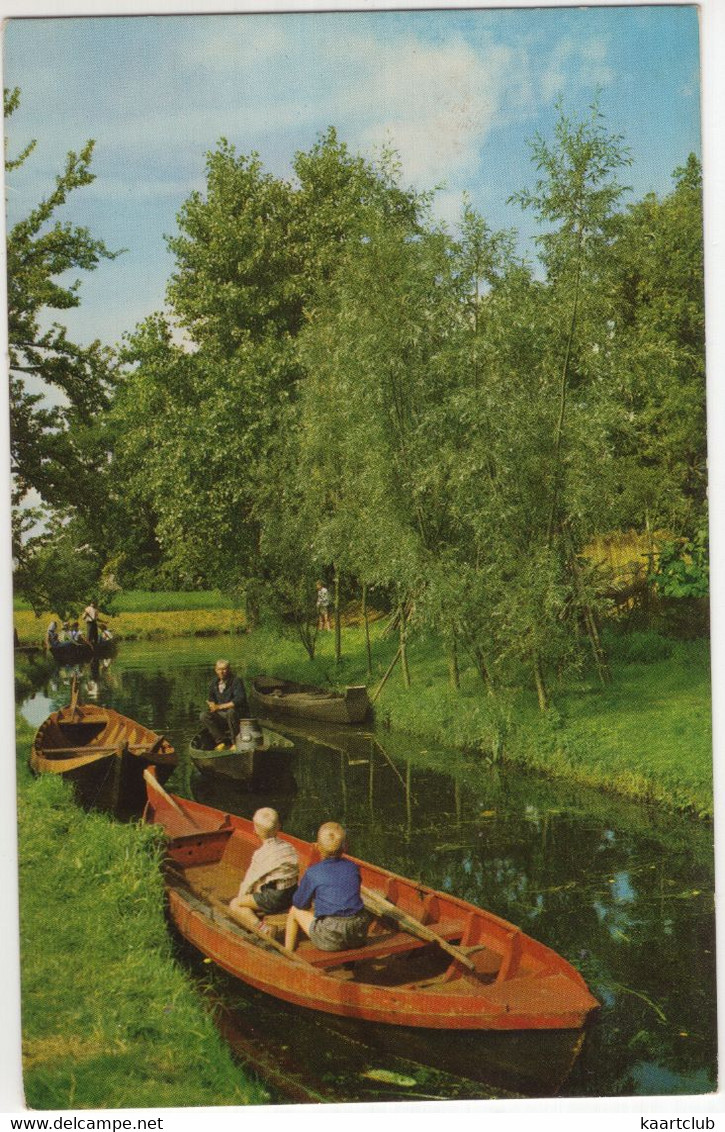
[199,658,249,750]
[316,581,332,632]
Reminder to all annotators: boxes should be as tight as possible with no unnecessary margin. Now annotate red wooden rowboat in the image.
[144,773,599,1038]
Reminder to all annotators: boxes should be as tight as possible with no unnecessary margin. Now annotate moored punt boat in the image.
[250,675,371,725]
[189,725,294,783]
[31,683,176,813]
[144,773,599,1048]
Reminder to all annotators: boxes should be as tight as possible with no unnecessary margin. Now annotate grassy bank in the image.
[14,596,713,818]
[228,625,713,819]
[16,719,267,1110]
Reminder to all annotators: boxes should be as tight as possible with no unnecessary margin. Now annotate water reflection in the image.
[18,636,717,1101]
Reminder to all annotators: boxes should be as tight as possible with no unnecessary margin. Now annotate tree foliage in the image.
[6,87,122,612]
[6,88,118,515]
[21,99,704,707]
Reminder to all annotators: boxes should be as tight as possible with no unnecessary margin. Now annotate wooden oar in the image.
[143,768,201,828]
[44,744,123,756]
[360,885,477,972]
[209,892,316,970]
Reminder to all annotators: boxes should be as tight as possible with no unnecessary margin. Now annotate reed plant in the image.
[16,722,267,1110]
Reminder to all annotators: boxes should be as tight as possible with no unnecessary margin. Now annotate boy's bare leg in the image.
[229,893,263,932]
[285,906,314,951]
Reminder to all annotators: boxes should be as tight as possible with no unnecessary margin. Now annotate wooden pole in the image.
[371,646,402,703]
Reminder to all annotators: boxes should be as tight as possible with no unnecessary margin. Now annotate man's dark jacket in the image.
[207,673,249,716]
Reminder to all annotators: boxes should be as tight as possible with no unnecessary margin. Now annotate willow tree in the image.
[606,154,706,538]
[112,132,426,628]
[298,215,468,683]
[504,102,633,706]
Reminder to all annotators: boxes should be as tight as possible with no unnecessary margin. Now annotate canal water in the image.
[18,636,717,1103]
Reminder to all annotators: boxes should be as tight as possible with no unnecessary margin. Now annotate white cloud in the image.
[305,33,517,189]
[541,36,614,103]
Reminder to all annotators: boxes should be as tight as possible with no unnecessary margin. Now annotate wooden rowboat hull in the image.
[145,779,599,1037]
[50,639,117,664]
[190,727,294,783]
[31,697,176,813]
[250,676,371,725]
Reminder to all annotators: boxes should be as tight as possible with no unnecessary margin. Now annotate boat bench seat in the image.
[294,917,466,968]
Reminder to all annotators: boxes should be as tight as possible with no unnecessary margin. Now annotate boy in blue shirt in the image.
[284,821,371,952]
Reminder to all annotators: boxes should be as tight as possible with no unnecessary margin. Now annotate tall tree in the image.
[505,102,633,703]
[6,87,121,610]
[115,132,426,624]
[607,154,706,537]
[6,87,118,519]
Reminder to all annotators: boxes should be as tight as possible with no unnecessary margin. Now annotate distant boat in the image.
[189,723,294,783]
[145,772,600,1045]
[31,680,176,813]
[49,637,117,664]
[250,675,370,725]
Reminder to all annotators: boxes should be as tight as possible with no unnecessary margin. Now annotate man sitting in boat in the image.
[284,822,371,953]
[228,808,299,936]
[199,659,250,750]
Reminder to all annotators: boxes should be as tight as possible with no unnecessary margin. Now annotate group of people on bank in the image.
[199,657,369,955]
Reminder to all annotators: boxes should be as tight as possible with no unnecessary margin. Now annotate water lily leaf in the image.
[362,1069,417,1087]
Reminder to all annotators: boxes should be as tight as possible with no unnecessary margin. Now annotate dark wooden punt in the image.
[190,724,294,783]
[50,638,117,664]
[250,675,371,725]
[31,683,176,812]
[144,774,599,1043]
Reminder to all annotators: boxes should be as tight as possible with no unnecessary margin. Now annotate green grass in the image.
[228,624,713,818]
[16,718,268,1111]
[12,590,233,614]
[112,590,235,613]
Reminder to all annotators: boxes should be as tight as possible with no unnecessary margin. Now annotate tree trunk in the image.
[334,566,342,663]
[399,603,411,688]
[371,646,401,703]
[297,619,317,661]
[567,546,611,685]
[447,634,460,689]
[533,652,548,712]
[362,582,373,677]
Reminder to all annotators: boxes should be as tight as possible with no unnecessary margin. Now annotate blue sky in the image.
[2,5,703,349]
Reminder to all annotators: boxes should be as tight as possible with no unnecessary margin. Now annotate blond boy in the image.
[285,821,371,952]
[229,808,299,935]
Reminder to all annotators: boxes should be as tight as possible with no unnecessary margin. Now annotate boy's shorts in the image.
[254,883,297,915]
[309,910,371,951]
